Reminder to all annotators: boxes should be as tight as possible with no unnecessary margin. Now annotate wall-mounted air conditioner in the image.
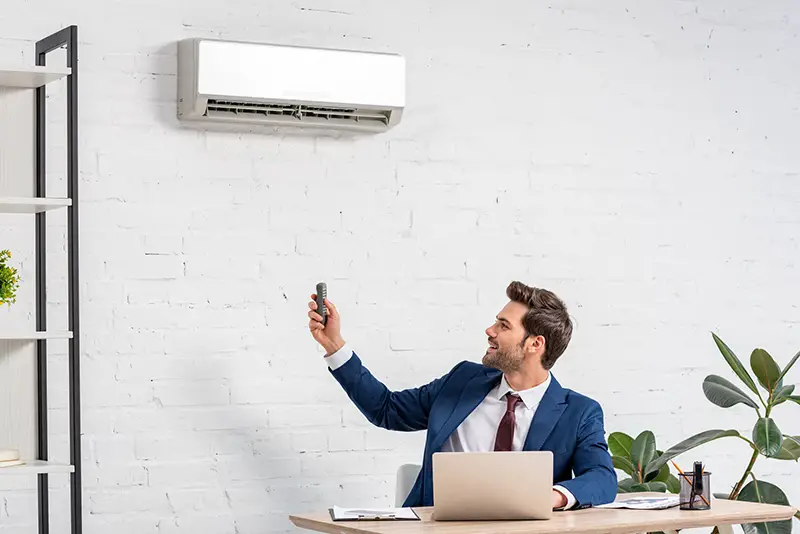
[177,38,405,133]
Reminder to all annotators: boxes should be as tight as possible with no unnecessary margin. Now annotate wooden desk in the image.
[289,493,797,534]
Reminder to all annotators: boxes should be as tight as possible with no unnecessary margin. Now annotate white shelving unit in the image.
[0,66,71,89]
[0,461,75,476]
[0,331,73,340]
[0,197,72,213]
[0,26,82,534]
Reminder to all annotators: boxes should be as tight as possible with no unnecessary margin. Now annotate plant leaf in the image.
[753,418,783,457]
[645,481,668,493]
[751,348,783,393]
[666,474,681,493]
[630,431,656,479]
[786,395,800,405]
[630,483,650,493]
[644,429,740,477]
[713,333,760,396]
[617,477,637,493]
[703,375,759,409]
[775,437,800,461]
[608,432,634,459]
[772,385,796,406]
[646,462,670,483]
[775,349,800,384]
[612,456,637,478]
[737,479,792,534]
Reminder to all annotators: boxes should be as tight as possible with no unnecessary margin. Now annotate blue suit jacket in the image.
[330,352,617,509]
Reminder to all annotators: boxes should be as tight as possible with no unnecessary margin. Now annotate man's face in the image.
[482,301,530,373]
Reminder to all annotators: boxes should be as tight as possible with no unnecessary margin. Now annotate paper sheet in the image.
[597,496,680,510]
[330,506,419,520]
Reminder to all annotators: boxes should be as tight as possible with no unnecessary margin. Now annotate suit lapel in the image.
[430,369,501,452]
[523,374,568,451]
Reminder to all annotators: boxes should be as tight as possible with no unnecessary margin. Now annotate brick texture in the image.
[1,1,800,533]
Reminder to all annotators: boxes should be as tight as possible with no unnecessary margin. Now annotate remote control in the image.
[316,282,328,326]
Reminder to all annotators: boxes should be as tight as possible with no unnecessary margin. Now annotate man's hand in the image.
[308,294,345,356]
[552,489,567,509]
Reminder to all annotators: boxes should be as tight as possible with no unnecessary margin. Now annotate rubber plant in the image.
[644,333,800,534]
[0,249,21,306]
[610,430,681,494]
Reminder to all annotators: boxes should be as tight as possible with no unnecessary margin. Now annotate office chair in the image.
[394,464,422,507]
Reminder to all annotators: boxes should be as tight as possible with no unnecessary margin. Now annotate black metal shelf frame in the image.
[33,25,81,534]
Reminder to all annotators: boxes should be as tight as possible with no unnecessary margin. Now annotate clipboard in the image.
[328,506,421,521]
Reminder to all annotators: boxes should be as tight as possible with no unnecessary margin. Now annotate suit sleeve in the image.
[556,401,618,507]
[327,347,459,432]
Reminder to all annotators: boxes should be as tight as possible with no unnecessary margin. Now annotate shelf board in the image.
[0,461,74,475]
[0,197,72,213]
[0,331,73,340]
[0,66,71,88]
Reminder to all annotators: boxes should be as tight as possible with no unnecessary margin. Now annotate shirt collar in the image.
[493,372,552,410]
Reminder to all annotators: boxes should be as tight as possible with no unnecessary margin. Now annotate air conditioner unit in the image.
[177,38,405,133]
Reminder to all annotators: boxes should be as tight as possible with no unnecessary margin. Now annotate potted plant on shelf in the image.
[1,249,23,468]
[0,249,21,306]
[644,333,799,534]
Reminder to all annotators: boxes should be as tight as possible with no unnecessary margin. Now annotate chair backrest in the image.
[395,464,422,507]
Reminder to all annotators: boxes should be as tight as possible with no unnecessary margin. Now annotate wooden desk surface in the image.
[289,493,797,534]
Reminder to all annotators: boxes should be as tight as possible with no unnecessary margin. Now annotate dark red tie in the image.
[494,394,522,451]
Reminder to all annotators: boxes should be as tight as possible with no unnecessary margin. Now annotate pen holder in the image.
[679,472,711,510]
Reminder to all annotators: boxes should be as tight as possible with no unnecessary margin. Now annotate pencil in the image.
[671,460,710,508]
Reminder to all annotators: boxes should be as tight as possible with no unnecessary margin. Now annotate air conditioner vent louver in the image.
[206,99,390,126]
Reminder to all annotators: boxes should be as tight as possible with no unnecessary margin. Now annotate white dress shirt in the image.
[325,344,576,509]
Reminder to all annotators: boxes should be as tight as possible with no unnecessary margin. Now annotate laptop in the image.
[432,451,554,521]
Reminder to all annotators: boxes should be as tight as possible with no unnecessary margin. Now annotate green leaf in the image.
[646,461,670,483]
[644,429,740,477]
[775,349,800,384]
[775,437,800,461]
[772,385,795,406]
[608,432,634,459]
[630,483,650,493]
[751,349,783,393]
[737,479,792,534]
[786,395,800,405]
[753,418,783,457]
[666,474,681,493]
[644,481,668,493]
[703,375,759,409]
[630,431,656,478]
[617,477,637,493]
[713,332,760,396]
[612,456,637,478]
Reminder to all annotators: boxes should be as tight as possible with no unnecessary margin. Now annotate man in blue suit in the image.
[307,281,616,510]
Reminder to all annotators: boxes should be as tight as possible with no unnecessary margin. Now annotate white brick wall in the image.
[2,1,800,533]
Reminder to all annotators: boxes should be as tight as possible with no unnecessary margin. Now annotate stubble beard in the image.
[482,345,525,373]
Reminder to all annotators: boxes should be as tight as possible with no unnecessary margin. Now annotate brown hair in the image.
[506,281,573,370]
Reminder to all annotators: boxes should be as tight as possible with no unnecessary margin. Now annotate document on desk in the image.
[329,506,420,521]
[597,496,680,510]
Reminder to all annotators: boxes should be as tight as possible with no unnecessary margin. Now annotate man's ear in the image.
[524,334,545,354]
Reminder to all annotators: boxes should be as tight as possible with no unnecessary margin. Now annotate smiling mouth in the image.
[487,340,498,351]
